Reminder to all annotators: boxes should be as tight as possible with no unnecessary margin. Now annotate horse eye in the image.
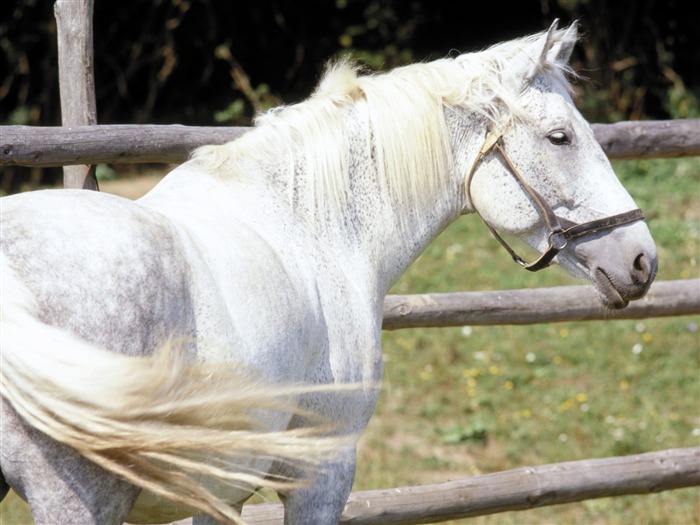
[548,130,570,146]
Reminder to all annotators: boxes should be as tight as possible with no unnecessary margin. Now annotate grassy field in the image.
[1,157,698,524]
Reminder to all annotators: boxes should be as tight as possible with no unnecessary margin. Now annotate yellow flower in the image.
[559,328,569,338]
[558,399,575,413]
[575,393,588,403]
[504,380,514,390]
[619,379,630,390]
[642,333,653,342]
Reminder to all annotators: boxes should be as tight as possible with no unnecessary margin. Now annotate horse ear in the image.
[550,20,578,65]
[525,19,578,83]
[525,19,559,81]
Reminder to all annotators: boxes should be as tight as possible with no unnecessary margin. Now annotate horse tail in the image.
[0,258,347,524]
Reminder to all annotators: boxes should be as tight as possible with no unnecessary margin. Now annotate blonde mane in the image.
[194,27,577,226]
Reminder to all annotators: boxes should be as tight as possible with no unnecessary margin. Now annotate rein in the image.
[466,130,645,272]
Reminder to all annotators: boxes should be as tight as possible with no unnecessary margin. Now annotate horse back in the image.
[0,189,197,357]
[1,183,330,378]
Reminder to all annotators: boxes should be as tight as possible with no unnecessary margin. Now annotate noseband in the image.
[466,129,645,272]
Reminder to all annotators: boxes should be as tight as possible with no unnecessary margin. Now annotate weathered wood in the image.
[54,0,98,189]
[239,447,700,524]
[1,120,698,168]
[0,125,249,167]
[382,279,699,329]
[593,119,700,159]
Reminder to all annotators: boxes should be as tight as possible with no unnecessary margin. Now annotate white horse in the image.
[0,21,656,525]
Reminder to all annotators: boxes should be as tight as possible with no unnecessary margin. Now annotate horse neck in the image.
[360,186,462,295]
[286,103,481,297]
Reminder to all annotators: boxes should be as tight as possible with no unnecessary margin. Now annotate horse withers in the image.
[0,21,656,525]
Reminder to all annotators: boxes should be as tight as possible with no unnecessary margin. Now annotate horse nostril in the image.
[632,253,655,285]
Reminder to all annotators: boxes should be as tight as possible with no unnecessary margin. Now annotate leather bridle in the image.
[465,129,646,272]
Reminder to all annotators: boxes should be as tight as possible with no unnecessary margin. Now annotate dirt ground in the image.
[99,172,165,200]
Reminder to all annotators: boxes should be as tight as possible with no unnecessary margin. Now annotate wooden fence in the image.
[2,119,700,169]
[240,447,700,524]
[3,2,699,523]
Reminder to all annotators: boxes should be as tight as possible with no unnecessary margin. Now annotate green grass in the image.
[1,158,698,523]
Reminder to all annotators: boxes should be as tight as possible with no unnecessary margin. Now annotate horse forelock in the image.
[193,25,579,228]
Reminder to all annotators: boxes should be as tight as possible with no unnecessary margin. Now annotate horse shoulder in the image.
[141,170,329,378]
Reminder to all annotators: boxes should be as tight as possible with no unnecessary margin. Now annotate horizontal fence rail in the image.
[0,125,247,168]
[236,447,700,524]
[383,278,700,329]
[591,119,700,160]
[2,119,699,168]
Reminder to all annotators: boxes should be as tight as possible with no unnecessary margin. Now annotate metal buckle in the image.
[548,231,568,251]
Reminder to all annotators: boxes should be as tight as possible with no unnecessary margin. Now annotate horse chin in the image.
[591,267,629,310]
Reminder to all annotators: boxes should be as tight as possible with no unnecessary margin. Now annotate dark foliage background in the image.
[1,0,697,188]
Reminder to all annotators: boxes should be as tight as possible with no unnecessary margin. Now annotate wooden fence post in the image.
[54,0,98,190]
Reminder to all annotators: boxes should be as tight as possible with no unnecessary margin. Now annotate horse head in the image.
[461,21,657,308]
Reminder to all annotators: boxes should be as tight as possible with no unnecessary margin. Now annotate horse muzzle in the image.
[585,231,658,309]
